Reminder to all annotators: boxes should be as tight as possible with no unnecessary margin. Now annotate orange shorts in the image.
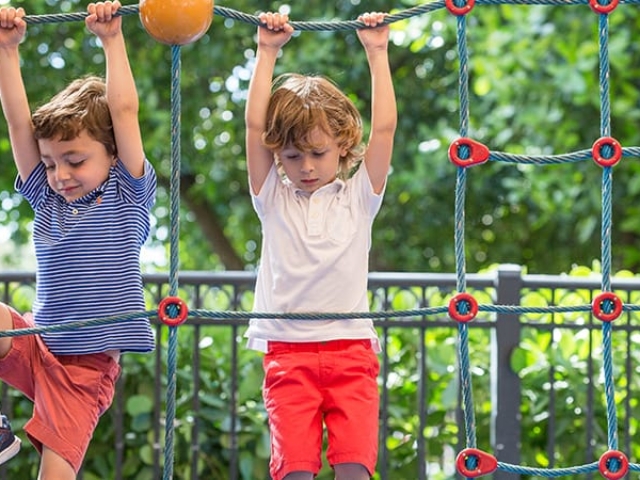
[0,309,121,473]
[262,339,380,480]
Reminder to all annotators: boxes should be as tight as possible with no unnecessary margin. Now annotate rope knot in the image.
[449,292,479,322]
[598,450,628,480]
[449,138,490,167]
[589,0,619,14]
[592,292,623,322]
[446,0,476,15]
[592,137,622,167]
[158,296,189,326]
[456,448,497,477]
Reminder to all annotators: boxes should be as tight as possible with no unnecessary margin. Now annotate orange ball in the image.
[139,0,214,46]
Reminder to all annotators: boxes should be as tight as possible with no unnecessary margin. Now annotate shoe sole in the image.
[0,437,21,465]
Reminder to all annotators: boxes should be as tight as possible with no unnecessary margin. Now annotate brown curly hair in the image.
[31,75,116,157]
[262,73,364,179]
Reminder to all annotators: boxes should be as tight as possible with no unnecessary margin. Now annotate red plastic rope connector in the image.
[592,137,622,167]
[158,296,189,327]
[445,0,475,15]
[598,450,629,480]
[588,0,619,14]
[448,293,479,323]
[456,448,498,478]
[448,138,490,167]
[592,292,623,322]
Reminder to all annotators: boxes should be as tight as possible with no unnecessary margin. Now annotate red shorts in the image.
[262,339,380,480]
[0,309,121,473]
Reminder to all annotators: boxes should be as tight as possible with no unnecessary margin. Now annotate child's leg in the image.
[0,303,14,358]
[0,307,120,474]
[334,462,370,480]
[0,414,21,465]
[27,353,120,474]
[263,346,324,480]
[0,303,21,465]
[324,342,380,477]
[283,472,314,480]
[39,446,75,480]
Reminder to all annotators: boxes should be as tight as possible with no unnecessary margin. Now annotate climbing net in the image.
[3,1,640,479]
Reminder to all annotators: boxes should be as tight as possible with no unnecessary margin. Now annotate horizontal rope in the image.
[21,0,640,29]
[1,300,638,339]
[499,460,640,476]
[497,461,599,477]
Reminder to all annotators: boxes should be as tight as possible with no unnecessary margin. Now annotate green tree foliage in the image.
[0,1,639,274]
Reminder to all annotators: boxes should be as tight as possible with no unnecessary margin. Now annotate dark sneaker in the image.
[0,415,20,465]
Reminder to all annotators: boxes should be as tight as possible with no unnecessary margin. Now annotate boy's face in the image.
[38,130,116,203]
[277,128,347,193]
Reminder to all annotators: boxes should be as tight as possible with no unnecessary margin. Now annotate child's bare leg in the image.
[0,304,13,358]
[283,472,314,480]
[38,446,75,480]
[334,462,370,480]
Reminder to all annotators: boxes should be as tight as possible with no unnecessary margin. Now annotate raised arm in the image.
[357,13,397,195]
[245,12,293,195]
[0,7,41,182]
[86,1,144,177]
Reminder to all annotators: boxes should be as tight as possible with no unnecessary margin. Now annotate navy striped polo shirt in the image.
[16,159,156,355]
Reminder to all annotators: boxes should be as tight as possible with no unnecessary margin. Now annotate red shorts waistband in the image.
[267,339,372,354]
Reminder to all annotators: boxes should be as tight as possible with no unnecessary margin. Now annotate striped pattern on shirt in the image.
[16,159,157,355]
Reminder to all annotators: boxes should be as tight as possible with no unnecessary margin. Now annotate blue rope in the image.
[162,44,183,480]
[498,461,600,476]
[452,5,480,455]
[595,9,619,453]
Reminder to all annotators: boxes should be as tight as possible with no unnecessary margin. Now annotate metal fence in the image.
[1,265,640,479]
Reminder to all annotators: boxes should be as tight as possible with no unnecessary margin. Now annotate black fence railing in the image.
[1,265,640,479]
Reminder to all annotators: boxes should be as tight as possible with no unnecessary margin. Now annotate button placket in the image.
[307,195,323,236]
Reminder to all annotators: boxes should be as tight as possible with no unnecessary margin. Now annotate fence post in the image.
[491,264,522,478]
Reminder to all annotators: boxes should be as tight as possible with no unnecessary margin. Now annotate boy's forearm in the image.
[368,51,397,134]
[100,31,145,177]
[245,48,279,131]
[0,46,32,129]
[0,45,39,180]
[101,34,139,115]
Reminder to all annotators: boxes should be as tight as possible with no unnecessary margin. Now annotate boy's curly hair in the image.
[31,75,116,157]
[262,73,364,180]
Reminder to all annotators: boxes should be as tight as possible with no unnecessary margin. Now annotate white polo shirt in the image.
[245,162,384,351]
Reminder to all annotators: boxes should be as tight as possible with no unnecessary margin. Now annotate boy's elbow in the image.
[377,119,397,136]
[111,101,140,118]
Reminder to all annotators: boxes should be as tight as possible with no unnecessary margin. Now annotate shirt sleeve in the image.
[115,158,157,209]
[250,164,280,219]
[15,163,50,211]
[352,162,386,219]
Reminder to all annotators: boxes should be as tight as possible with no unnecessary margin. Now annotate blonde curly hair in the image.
[262,73,365,180]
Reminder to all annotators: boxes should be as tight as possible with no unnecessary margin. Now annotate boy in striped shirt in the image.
[0,1,155,478]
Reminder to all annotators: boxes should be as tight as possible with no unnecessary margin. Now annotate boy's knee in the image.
[40,446,77,480]
[0,303,14,358]
[0,303,12,329]
[334,463,370,480]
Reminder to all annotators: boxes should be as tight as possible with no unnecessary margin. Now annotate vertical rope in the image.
[454,11,477,452]
[163,44,182,480]
[599,13,612,292]
[597,11,618,452]
[455,13,469,294]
